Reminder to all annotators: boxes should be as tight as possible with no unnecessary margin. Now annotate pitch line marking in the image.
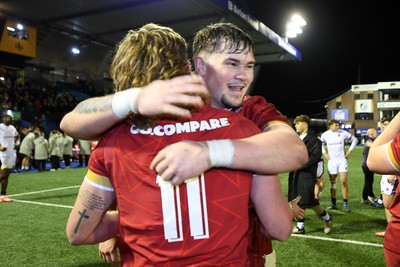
[7,185,80,208]
[290,233,383,247]
[11,199,73,208]
[9,185,80,197]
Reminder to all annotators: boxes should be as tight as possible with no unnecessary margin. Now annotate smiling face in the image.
[194,44,255,109]
[192,22,255,110]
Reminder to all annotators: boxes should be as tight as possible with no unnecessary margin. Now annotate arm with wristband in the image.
[151,125,308,186]
[60,75,208,140]
[111,88,142,118]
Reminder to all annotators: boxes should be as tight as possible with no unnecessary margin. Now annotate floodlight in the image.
[71,47,80,55]
[291,15,306,27]
[284,14,306,41]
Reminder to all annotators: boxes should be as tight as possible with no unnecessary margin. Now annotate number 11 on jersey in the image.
[157,174,209,242]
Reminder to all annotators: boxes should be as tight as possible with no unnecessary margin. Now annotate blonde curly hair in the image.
[110,23,189,92]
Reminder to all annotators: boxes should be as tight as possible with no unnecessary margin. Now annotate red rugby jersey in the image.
[90,106,260,266]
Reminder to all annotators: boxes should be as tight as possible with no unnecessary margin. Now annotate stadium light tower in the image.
[285,14,306,41]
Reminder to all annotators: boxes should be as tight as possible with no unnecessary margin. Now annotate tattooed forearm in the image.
[73,190,107,234]
[79,189,107,211]
[74,95,113,114]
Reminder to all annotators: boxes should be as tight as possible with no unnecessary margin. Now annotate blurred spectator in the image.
[78,139,91,167]
[48,130,63,171]
[19,125,35,171]
[361,128,379,205]
[62,132,74,168]
[33,129,49,172]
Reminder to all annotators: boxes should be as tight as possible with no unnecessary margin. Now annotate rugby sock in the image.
[296,221,305,230]
[320,210,330,221]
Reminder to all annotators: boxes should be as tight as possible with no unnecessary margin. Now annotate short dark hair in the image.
[380,117,392,124]
[328,119,340,126]
[192,22,253,57]
[294,115,311,125]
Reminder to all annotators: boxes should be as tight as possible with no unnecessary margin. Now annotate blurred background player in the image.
[360,128,379,205]
[289,115,332,235]
[0,113,19,202]
[321,119,358,212]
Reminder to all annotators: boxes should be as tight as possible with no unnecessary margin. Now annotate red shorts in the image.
[248,206,273,267]
[384,247,400,267]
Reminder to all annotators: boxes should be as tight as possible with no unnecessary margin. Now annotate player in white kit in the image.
[320,119,358,212]
[0,113,19,202]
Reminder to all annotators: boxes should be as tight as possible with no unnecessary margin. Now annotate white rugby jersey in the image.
[320,129,358,159]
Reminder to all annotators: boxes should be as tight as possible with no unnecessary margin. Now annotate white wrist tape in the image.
[111,88,142,118]
[206,139,234,167]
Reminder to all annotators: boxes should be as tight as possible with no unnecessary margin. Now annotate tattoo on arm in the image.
[74,96,113,114]
[73,189,107,233]
[74,209,89,234]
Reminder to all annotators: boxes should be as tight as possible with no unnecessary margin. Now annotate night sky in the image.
[240,1,399,118]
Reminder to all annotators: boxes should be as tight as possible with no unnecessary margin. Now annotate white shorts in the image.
[327,157,348,175]
[381,175,399,196]
[317,160,324,178]
[0,152,16,169]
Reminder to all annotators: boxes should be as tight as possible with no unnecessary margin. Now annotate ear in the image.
[184,60,192,74]
[193,56,206,76]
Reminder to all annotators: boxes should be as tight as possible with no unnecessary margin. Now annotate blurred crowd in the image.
[0,73,99,172]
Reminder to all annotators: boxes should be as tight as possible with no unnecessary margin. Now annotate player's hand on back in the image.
[137,74,208,119]
[150,140,211,186]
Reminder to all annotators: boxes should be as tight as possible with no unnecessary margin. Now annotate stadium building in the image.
[325,81,400,142]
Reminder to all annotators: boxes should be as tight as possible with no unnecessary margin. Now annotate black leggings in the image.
[362,166,375,200]
[50,155,60,170]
